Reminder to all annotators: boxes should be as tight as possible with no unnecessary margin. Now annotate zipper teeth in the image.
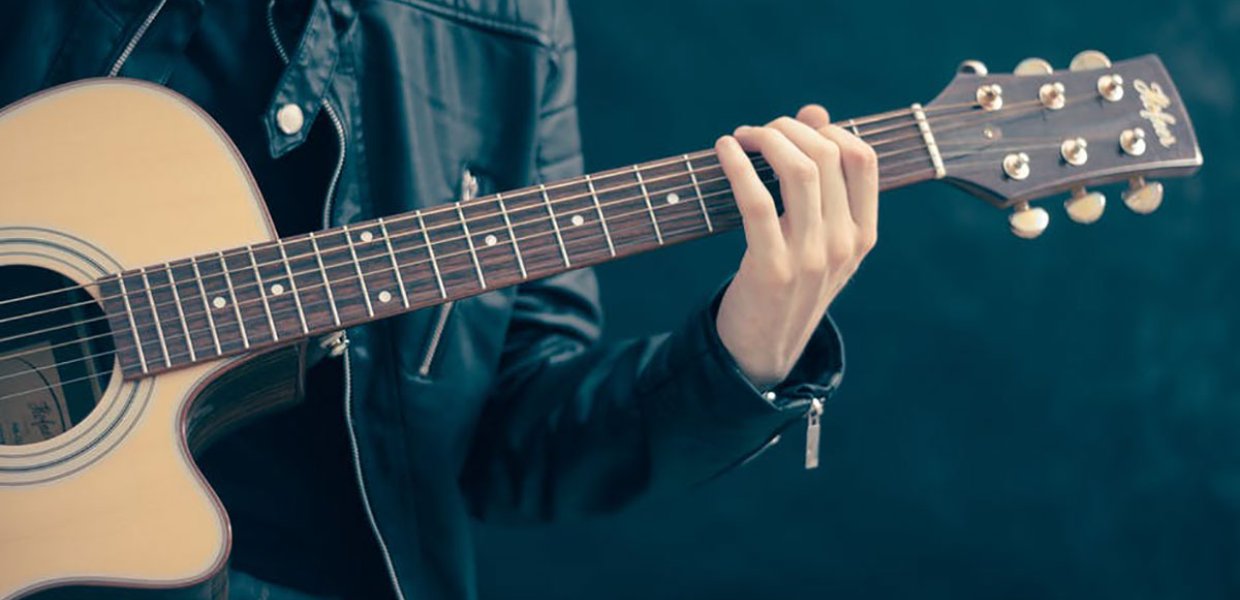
[107,0,169,76]
[417,301,454,377]
[267,4,405,600]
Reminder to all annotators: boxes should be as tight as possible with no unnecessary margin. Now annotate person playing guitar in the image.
[0,1,866,598]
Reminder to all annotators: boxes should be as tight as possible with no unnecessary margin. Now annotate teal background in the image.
[477,1,1240,597]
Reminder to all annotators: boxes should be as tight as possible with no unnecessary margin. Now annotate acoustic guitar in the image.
[0,51,1202,599]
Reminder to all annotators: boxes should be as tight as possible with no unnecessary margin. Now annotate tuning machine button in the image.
[1097,74,1125,102]
[1060,137,1089,166]
[1014,57,1054,76]
[1069,50,1112,71]
[1003,152,1030,180]
[1039,82,1066,110]
[1120,128,1147,156]
[958,60,989,75]
[1009,202,1050,239]
[1122,176,1164,214]
[1064,187,1106,224]
[976,84,1004,111]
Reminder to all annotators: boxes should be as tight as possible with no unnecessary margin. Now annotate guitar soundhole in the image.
[0,266,114,446]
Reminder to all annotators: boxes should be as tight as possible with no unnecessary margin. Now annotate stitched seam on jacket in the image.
[373,0,554,47]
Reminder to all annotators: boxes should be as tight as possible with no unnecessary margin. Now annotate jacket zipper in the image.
[107,0,169,76]
[266,4,406,600]
[804,397,824,470]
[415,169,477,378]
[417,301,454,378]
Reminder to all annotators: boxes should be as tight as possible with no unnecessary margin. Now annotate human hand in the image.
[714,105,878,388]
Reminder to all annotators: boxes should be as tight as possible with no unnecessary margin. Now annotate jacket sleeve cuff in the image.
[692,282,846,418]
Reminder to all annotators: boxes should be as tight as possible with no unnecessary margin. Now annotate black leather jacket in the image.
[0,1,844,599]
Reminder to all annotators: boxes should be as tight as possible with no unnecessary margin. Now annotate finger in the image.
[715,135,784,254]
[732,125,821,243]
[819,124,879,240]
[765,117,850,232]
[796,104,831,129]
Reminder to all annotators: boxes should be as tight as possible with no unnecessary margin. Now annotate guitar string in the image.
[0,139,1071,390]
[0,98,1063,354]
[0,93,1062,312]
[0,94,1072,342]
[0,108,1070,357]
[0,144,1002,383]
[0,101,1070,360]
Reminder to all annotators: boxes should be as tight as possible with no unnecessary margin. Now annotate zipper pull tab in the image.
[805,397,824,470]
[460,168,479,202]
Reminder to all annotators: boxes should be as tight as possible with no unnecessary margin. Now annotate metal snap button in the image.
[276,103,304,135]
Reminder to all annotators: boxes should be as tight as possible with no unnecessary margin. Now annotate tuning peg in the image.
[1069,50,1112,71]
[958,60,988,75]
[1014,57,1053,76]
[1121,176,1164,214]
[1064,187,1106,224]
[1120,128,1147,156]
[1009,202,1050,239]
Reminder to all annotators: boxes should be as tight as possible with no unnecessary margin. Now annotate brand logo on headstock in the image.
[1134,79,1177,147]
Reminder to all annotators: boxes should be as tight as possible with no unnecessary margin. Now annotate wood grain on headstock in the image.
[925,54,1202,208]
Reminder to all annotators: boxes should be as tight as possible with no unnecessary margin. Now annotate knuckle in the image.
[827,238,854,264]
[801,250,828,276]
[768,261,796,286]
[857,229,879,252]
[800,138,840,174]
[847,142,879,172]
[772,115,800,130]
[788,157,818,184]
[813,138,841,164]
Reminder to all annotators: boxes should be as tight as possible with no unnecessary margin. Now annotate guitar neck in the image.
[100,106,940,379]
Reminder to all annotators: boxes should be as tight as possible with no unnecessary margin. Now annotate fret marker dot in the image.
[359,231,374,243]
[270,283,285,296]
[570,214,585,227]
[378,290,393,303]
[666,192,680,205]
[212,297,226,309]
[484,234,498,247]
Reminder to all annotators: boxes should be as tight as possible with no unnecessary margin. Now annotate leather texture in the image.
[0,2,845,599]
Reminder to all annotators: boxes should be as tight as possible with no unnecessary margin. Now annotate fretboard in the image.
[99,107,940,379]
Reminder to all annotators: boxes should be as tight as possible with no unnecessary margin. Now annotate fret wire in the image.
[631,165,664,245]
[218,252,251,349]
[454,204,487,289]
[342,225,376,317]
[139,268,172,368]
[495,193,528,279]
[539,183,572,267]
[92,142,945,349]
[116,275,149,373]
[60,161,932,371]
[248,246,281,342]
[308,232,342,327]
[165,262,197,362]
[583,174,616,257]
[277,239,310,334]
[377,217,410,308]
[682,154,713,233]
[191,257,223,355]
[416,211,447,299]
[7,101,1018,330]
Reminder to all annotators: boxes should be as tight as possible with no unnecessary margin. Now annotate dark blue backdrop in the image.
[476,1,1240,597]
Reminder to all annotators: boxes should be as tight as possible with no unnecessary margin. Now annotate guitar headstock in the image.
[925,51,1202,238]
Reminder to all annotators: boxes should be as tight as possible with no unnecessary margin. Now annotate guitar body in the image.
[0,80,303,599]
